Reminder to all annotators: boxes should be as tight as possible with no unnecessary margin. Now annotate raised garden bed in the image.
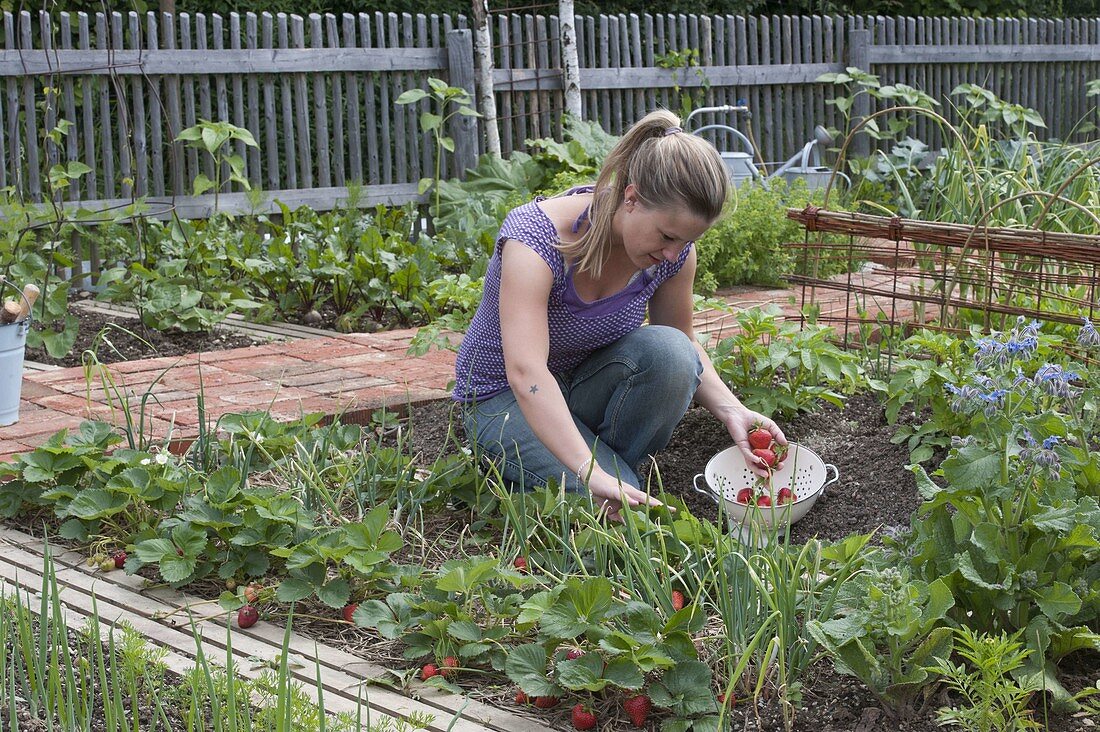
[25,304,260,368]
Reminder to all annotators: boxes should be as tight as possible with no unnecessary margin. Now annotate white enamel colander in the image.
[692,442,838,529]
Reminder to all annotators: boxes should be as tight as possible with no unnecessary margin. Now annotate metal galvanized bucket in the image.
[0,279,32,426]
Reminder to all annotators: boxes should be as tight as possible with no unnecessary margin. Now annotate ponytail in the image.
[557,109,729,278]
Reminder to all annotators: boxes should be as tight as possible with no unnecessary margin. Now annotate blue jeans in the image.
[462,326,703,492]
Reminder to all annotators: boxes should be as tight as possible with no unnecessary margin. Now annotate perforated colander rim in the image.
[703,442,829,505]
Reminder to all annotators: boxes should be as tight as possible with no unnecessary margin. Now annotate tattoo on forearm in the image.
[529,385,539,394]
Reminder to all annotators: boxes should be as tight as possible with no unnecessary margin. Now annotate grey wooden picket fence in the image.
[0,11,1098,220]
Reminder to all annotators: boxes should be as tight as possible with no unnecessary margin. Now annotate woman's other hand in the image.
[586,469,665,522]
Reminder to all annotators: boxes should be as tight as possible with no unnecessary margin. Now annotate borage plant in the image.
[904,317,1100,709]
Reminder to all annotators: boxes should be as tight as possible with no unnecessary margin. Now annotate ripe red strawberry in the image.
[343,603,358,623]
[747,426,772,451]
[513,556,528,572]
[566,648,584,660]
[420,663,439,680]
[112,551,127,569]
[718,691,735,707]
[515,689,529,704]
[776,487,794,505]
[756,494,772,507]
[671,590,686,611]
[534,696,559,709]
[735,487,753,504]
[237,604,259,628]
[623,694,652,727]
[440,656,459,678]
[571,704,597,730]
[752,448,778,467]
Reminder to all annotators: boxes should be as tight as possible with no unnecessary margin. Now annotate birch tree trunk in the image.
[472,0,501,157]
[559,0,582,120]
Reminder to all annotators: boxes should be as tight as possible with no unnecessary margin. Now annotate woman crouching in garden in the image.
[453,108,786,520]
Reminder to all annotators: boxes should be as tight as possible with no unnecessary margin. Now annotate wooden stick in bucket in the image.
[0,300,18,323]
[16,283,39,322]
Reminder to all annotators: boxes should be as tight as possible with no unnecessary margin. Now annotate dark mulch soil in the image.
[656,391,926,545]
[24,305,259,368]
[401,396,1098,732]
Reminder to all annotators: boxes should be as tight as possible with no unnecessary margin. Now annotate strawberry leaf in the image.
[602,657,645,690]
[650,660,715,716]
[504,643,560,697]
[316,578,350,609]
[540,577,613,639]
[446,620,483,642]
[556,653,607,692]
[276,578,314,602]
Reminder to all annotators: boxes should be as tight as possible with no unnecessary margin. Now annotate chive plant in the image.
[0,545,389,731]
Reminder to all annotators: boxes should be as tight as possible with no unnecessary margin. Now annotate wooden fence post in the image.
[848,28,871,159]
[446,28,478,177]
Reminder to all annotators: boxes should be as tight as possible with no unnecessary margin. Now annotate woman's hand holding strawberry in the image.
[722,407,788,478]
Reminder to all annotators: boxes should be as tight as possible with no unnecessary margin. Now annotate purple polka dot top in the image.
[453,187,694,403]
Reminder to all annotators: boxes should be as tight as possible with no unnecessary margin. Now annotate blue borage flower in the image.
[944,382,1007,416]
[1033,363,1081,399]
[1079,317,1100,348]
[1018,431,1062,477]
[973,317,1041,368]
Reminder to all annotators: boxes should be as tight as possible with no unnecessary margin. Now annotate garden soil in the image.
[24,305,257,368]
[402,395,1099,732]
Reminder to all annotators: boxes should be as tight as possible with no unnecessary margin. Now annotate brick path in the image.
[2,270,924,463]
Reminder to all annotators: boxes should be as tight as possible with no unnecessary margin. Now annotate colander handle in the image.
[822,464,839,496]
[692,474,719,504]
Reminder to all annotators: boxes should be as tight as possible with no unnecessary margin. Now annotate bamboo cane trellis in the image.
[786,205,1100,346]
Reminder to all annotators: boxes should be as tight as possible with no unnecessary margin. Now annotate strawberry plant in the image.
[273,516,403,609]
[133,523,210,585]
[708,305,867,419]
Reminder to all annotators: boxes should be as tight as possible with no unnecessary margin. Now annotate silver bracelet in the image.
[576,456,596,483]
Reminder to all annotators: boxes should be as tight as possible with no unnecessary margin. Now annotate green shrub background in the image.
[694,180,853,294]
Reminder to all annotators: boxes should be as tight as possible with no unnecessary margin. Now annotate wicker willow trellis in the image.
[785,206,1100,346]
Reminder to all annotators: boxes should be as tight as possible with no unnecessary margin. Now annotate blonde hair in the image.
[557,109,730,278]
